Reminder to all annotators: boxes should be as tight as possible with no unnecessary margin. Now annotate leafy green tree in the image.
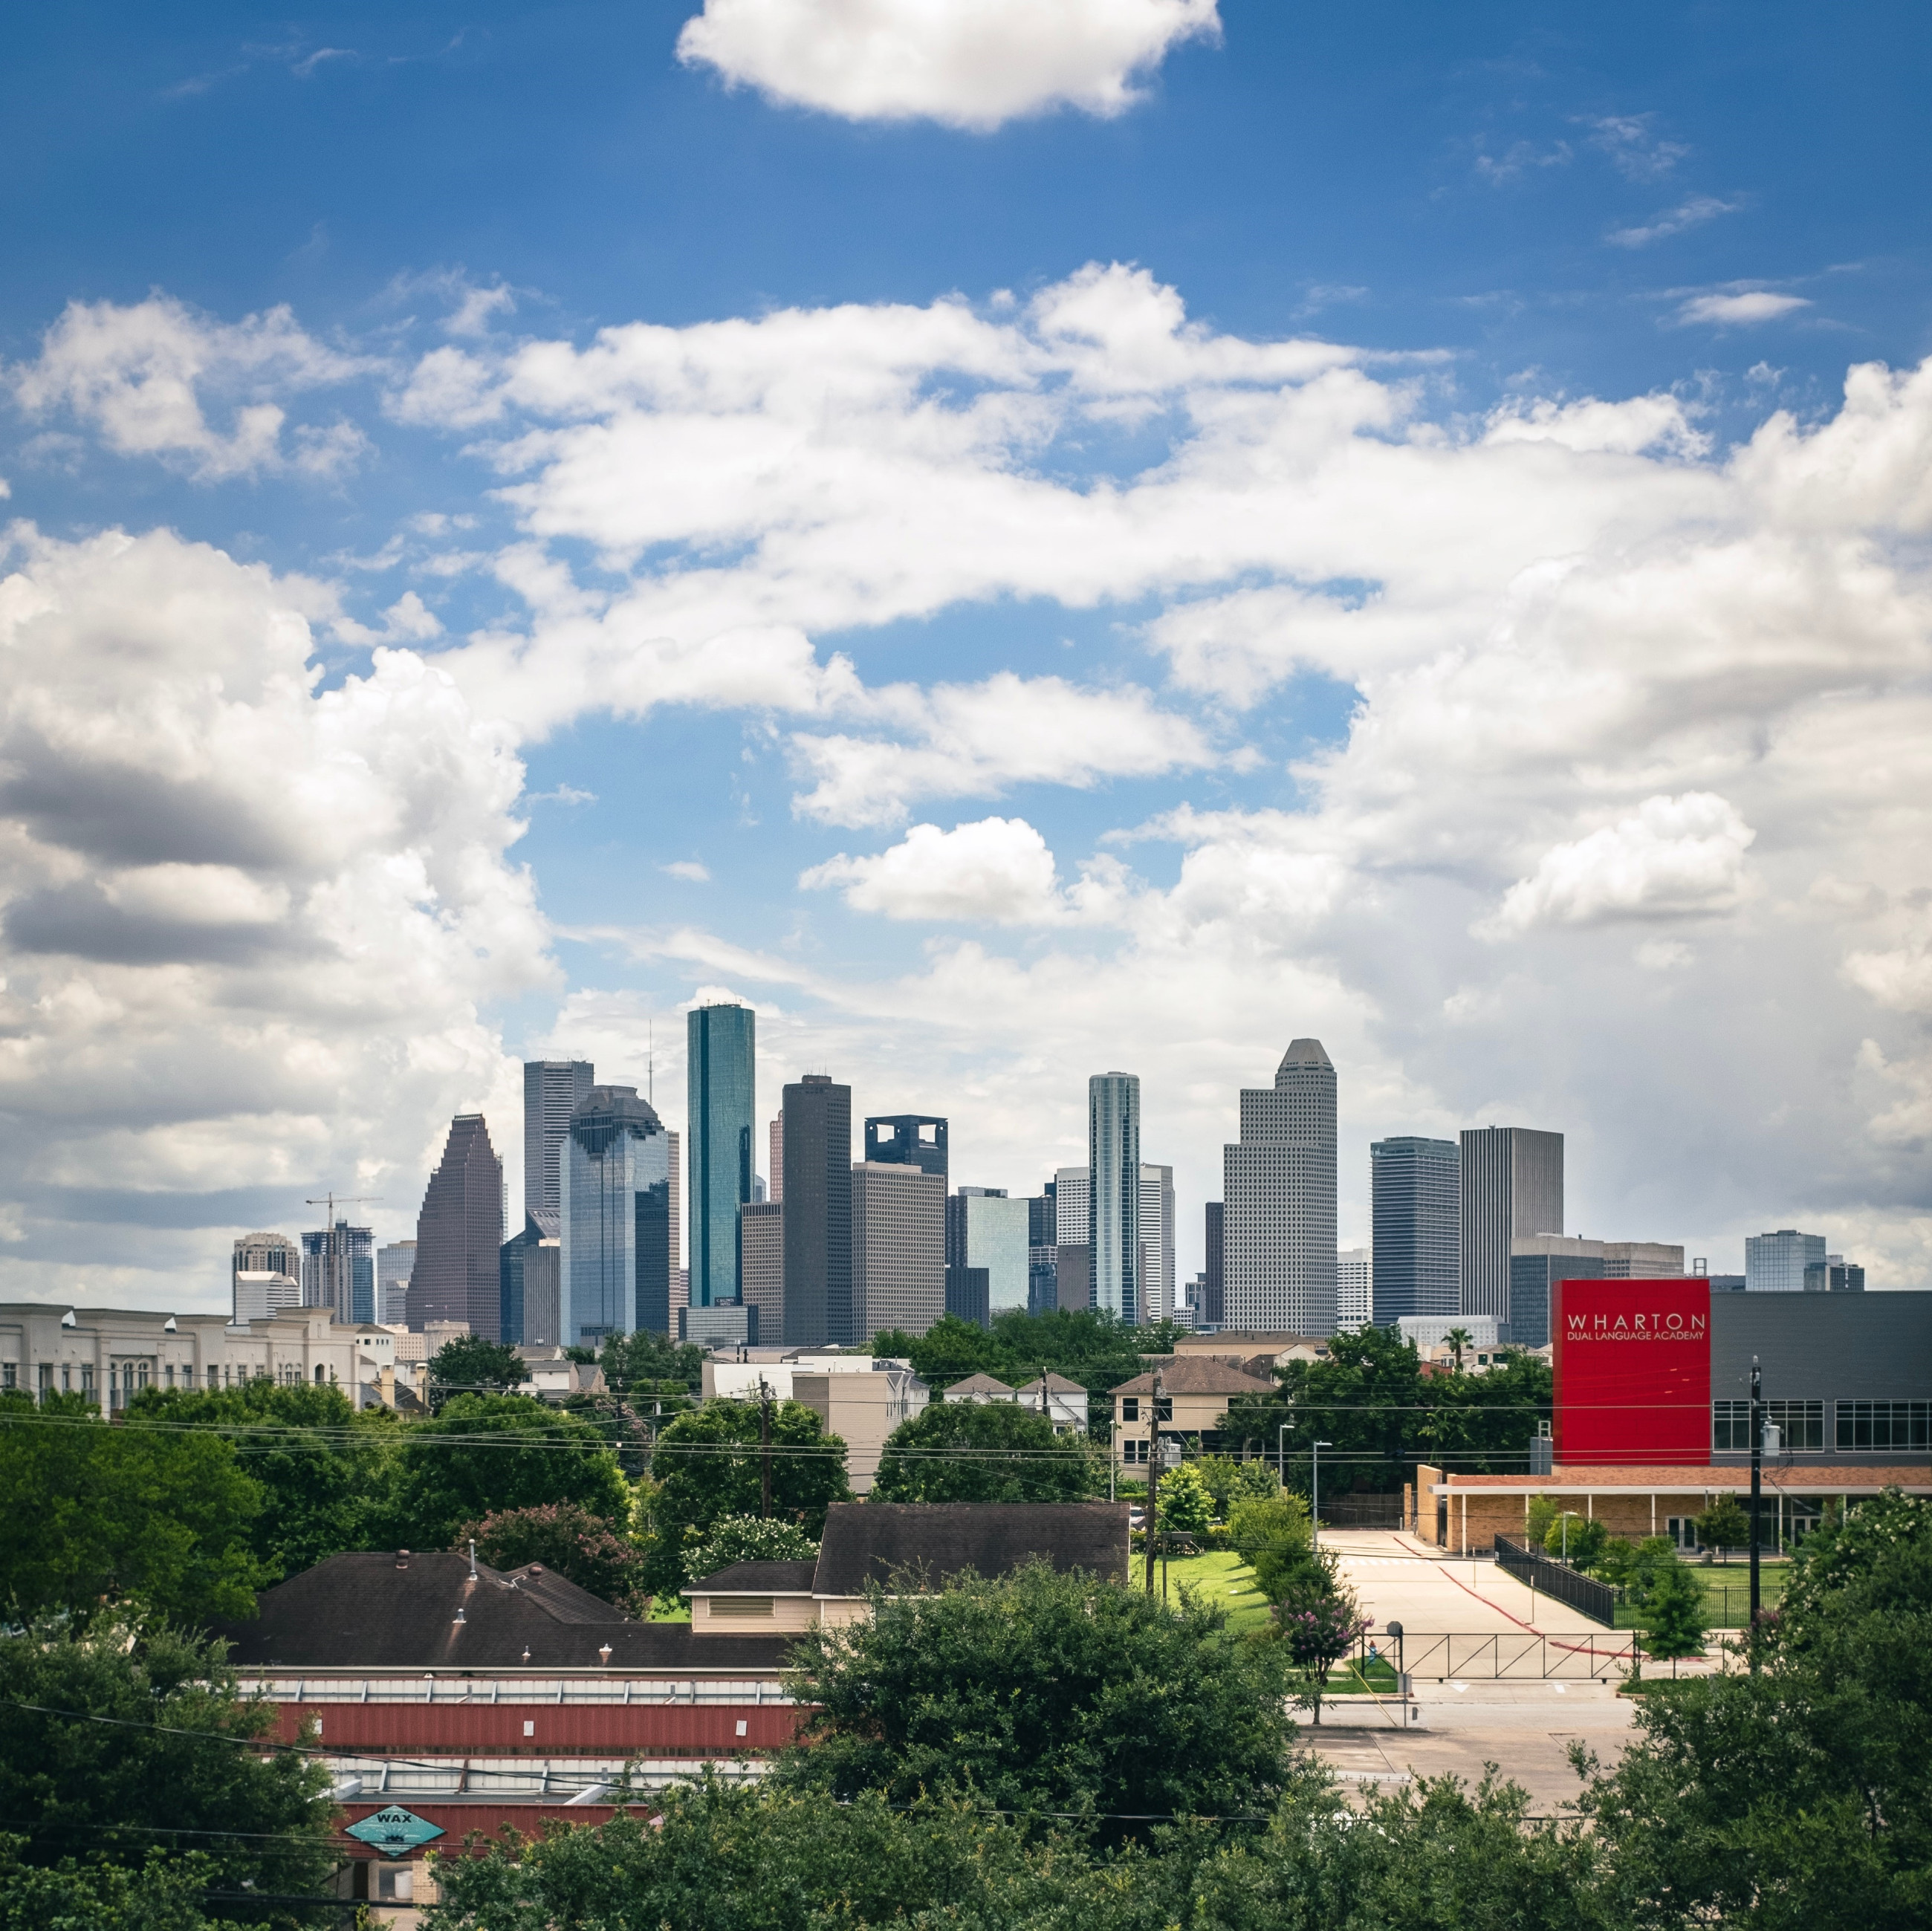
[598,1329,705,1398]
[1156,1461,1214,1536]
[385,1393,630,1548]
[1194,1452,1280,1520]
[1525,1492,1560,1547]
[456,1502,649,1611]
[1273,1588,1372,1724]
[0,1393,263,1625]
[684,1514,819,1580]
[1543,1512,1607,1571]
[1633,1549,1707,1667]
[871,1398,1100,1505]
[1693,1491,1750,1554]
[1583,1488,1932,1929]
[126,1380,385,1580]
[777,1561,1299,1830]
[426,1334,530,1409]
[1445,1325,1472,1372]
[872,1308,1182,1444]
[0,1834,218,1930]
[646,1400,849,1592]
[1228,1490,1317,1600]
[0,1619,334,1921]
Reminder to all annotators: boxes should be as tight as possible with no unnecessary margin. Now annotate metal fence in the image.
[1493,1534,1621,1627]
[1320,1493,1407,1528]
[1355,1628,1639,1681]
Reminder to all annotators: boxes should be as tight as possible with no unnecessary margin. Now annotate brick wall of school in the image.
[1413,1465,1738,1553]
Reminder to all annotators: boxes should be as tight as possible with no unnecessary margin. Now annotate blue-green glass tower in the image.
[687,1002,755,1308]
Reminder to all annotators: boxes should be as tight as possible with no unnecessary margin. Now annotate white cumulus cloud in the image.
[675,0,1221,130]
[1482,793,1757,936]
[1678,291,1812,326]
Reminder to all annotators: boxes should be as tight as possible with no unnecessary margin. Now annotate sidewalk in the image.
[1321,1529,1607,1636]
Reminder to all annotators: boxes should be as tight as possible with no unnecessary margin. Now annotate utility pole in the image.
[1312,1440,1333,1554]
[1144,1369,1163,1595]
[759,1376,773,1519]
[1748,1354,1763,1664]
[304,1192,383,1323]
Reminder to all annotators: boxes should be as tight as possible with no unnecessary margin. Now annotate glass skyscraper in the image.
[562,1085,673,1345]
[782,1073,852,1345]
[1089,1071,1142,1323]
[301,1221,375,1325]
[1370,1135,1460,1326]
[687,1002,755,1308]
[1744,1228,1828,1292]
[1459,1126,1563,1331]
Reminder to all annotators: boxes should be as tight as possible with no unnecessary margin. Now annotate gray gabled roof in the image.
[813,1502,1129,1595]
[684,1560,817,1594]
[1112,1358,1277,1396]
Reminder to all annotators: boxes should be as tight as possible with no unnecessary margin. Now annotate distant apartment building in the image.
[1337,1247,1371,1332]
[232,1232,300,1325]
[1369,1135,1459,1327]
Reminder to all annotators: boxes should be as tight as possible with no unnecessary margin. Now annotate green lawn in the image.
[1153,1549,1277,1632]
[1613,1562,1789,1630]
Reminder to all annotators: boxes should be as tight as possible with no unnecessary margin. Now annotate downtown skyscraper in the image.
[1370,1135,1460,1326]
[1089,1071,1142,1323]
[1459,1126,1563,1336]
[560,1084,673,1346]
[782,1073,851,1346]
[687,1002,755,1309]
[524,1059,594,1227]
[1222,1039,1338,1335]
[409,1114,505,1337]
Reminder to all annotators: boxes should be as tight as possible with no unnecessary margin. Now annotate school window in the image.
[1836,1401,1932,1453]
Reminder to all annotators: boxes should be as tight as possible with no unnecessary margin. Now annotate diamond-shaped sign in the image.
[346,1805,445,1858]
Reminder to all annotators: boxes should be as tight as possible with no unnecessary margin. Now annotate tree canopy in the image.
[870,1398,1102,1505]
[426,1334,530,1409]
[456,1502,649,1612]
[869,1308,1181,1441]
[125,1380,383,1580]
[1220,1323,1552,1493]
[777,1560,1299,1830]
[384,1392,631,1548]
[646,1399,849,1592]
[685,1513,819,1580]
[0,1392,263,1625]
[0,1618,334,1924]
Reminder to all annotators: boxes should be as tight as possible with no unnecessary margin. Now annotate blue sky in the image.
[2,1,1930,1308]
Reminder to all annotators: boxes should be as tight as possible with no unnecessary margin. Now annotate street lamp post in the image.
[1749,1354,1763,1663]
[1278,1422,1290,1488]
[1312,1440,1334,1554]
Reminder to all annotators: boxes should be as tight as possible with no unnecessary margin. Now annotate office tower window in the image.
[301,1222,375,1325]
[1744,1229,1828,1294]
[687,1005,755,1308]
[947,1188,1029,1318]
[1223,1039,1338,1336]
[409,1114,506,1337]
[1139,1163,1175,1326]
[852,1161,946,1340]
[1089,1072,1141,1323]
[782,1074,852,1347]
[864,1114,949,1186]
[1369,1137,1459,1326]
[562,1085,672,1346]
[1337,1247,1371,1332]
[524,1060,594,1227]
[1714,1399,1826,1453]
[1459,1126,1563,1334]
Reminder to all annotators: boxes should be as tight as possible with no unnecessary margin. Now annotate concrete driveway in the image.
[1321,1528,1610,1636]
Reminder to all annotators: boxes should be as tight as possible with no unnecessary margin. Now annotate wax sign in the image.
[1552,1279,1711,1466]
[345,1805,445,1858]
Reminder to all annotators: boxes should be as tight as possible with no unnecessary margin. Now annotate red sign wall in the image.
[1552,1279,1711,1466]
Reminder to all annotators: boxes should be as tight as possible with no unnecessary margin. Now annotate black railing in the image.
[1494,1534,1620,1627]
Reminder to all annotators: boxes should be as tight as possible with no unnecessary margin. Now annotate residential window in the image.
[1121,1438,1150,1464]
[1120,1396,1140,1421]
[1836,1401,1932,1453]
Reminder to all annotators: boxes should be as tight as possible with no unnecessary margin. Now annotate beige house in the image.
[684,1501,1130,1633]
[1110,1357,1276,1470]
[701,1354,929,1494]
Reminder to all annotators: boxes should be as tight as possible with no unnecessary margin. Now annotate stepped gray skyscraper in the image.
[1222,1040,1338,1335]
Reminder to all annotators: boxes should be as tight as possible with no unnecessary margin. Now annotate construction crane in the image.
[304,1192,384,1321]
